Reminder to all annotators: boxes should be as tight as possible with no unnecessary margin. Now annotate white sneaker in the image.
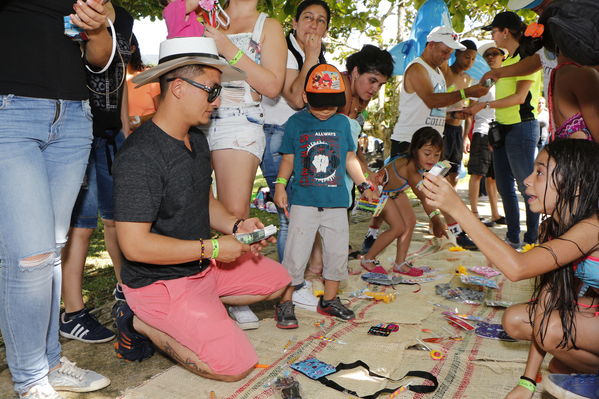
[20,382,63,399]
[229,305,260,330]
[48,357,110,393]
[292,281,319,312]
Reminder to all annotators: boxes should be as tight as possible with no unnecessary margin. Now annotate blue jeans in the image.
[259,123,289,261]
[493,119,540,244]
[0,95,92,393]
[71,130,125,228]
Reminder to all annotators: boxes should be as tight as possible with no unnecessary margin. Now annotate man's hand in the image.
[215,236,250,263]
[465,84,490,99]
[463,136,471,154]
[236,218,276,254]
[480,69,502,86]
[361,187,379,203]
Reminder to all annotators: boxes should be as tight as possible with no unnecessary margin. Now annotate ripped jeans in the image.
[0,95,92,394]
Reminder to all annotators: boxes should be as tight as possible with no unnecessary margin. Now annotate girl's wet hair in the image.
[530,139,599,349]
[408,127,443,160]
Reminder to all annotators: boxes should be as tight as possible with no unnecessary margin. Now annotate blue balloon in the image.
[390,0,452,75]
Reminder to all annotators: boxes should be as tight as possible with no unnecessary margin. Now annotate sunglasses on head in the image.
[166,77,222,102]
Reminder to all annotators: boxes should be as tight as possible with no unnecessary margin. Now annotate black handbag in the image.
[488,121,511,149]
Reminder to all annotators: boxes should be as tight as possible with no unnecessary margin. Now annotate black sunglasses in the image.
[166,77,222,102]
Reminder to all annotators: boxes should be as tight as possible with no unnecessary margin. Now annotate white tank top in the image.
[391,57,447,143]
[220,13,267,107]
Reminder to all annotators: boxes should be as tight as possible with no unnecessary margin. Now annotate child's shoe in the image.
[360,258,388,274]
[317,297,355,320]
[292,281,319,312]
[392,261,424,277]
[275,301,298,329]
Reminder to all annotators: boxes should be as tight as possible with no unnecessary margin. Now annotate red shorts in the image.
[123,253,290,375]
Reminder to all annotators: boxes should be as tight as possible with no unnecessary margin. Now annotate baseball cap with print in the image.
[304,63,346,108]
[427,26,466,51]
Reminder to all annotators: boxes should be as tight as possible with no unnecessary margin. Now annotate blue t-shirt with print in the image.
[280,110,356,208]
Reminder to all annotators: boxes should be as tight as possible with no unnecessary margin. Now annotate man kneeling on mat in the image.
[111,37,290,381]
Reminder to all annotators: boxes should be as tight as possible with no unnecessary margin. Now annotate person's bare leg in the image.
[393,195,416,270]
[446,172,458,188]
[468,174,483,217]
[486,177,501,221]
[362,200,405,269]
[322,279,339,301]
[307,234,323,275]
[102,218,124,285]
[212,149,260,219]
[133,317,253,382]
[61,227,94,313]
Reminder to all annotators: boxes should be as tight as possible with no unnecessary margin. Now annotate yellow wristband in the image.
[518,379,536,393]
[275,177,288,185]
[229,49,244,66]
[211,238,219,259]
[459,89,467,100]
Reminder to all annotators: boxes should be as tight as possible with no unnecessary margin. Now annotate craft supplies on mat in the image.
[460,274,499,289]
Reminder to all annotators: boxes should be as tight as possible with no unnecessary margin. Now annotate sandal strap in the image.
[393,261,412,268]
[361,258,380,266]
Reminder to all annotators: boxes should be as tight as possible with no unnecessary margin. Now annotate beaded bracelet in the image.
[211,238,219,259]
[518,376,536,393]
[229,49,244,66]
[275,177,288,185]
[199,239,205,259]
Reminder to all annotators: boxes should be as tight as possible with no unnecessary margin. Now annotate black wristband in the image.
[232,218,245,234]
[519,376,537,386]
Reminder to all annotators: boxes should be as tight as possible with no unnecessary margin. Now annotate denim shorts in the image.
[204,105,265,160]
[71,129,125,228]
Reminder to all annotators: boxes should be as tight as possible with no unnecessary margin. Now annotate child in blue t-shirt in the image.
[273,63,378,329]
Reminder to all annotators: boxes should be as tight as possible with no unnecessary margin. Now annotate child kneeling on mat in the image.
[273,63,378,328]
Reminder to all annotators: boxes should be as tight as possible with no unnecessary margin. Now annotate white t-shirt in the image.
[261,35,302,126]
[391,57,447,143]
[473,87,495,135]
[537,48,558,96]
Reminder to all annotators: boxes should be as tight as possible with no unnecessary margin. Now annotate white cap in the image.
[427,26,466,51]
[477,41,509,57]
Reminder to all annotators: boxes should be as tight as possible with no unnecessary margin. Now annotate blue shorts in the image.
[71,130,125,228]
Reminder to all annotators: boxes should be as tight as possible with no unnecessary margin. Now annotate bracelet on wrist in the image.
[518,378,536,393]
[357,181,373,194]
[363,171,370,179]
[211,238,219,259]
[232,219,245,234]
[428,210,441,219]
[519,376,537,386]
[275,177,288,185]
[199,239,205,260]
[228,49,244,66]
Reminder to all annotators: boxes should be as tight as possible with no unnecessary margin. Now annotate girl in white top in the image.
[204,0,286,220]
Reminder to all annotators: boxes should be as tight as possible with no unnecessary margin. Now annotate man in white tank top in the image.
[390,26,489,156]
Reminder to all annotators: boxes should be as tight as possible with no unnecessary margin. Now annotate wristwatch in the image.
[484,102,491,109]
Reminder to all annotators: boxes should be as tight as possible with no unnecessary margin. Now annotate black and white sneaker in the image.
[274,301,298,329]
[455,232,478,251]
[59,308,115,344]
[360,234,376,254]
[317,297,355,320]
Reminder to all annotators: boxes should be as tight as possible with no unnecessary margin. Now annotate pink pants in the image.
[123,253,290,375]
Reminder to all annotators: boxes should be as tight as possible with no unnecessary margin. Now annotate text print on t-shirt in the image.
[299,131,341,187]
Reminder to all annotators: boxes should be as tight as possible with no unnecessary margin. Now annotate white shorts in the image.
[204,105,265,160]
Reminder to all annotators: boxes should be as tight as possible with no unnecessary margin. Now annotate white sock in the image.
[367,227,379,239]
[448,223,463,236]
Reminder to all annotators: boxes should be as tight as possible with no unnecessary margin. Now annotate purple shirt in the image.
[164,0,205,39]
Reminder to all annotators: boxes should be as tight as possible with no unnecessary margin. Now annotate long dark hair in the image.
[529,139,599,349]
[129,34,145,72]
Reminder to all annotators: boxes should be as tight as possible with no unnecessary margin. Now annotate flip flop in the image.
[392,261,424,277]
[360,258,388,275]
